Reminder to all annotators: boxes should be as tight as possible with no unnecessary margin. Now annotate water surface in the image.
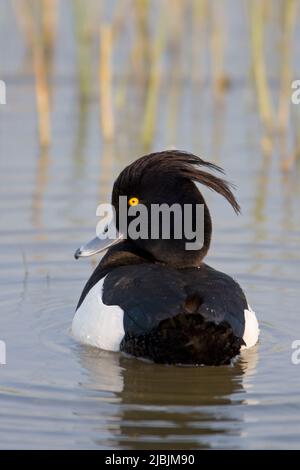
[1,0,300,449]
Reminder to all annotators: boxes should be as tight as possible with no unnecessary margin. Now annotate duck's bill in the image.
[74,232,124,259]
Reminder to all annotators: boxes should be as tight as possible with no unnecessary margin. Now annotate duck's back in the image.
[73,262,258,365]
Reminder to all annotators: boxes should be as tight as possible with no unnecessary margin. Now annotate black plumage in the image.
[76,150,249,365]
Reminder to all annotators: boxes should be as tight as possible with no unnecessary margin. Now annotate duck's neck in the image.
[77,213,212,310]
[135,192,213,268]
[198,201,212,262]
[119,197,213,269]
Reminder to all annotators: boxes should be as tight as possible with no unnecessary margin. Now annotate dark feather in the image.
[113,150,240,214]
[102,262,247,365]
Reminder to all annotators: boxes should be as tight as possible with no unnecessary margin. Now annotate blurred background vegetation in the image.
[1,0,300,213]
[2,0,299,161]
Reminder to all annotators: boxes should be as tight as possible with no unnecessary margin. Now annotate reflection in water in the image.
[99,143,115,203]
[75,346,258,449]
[280,169,300,234]
[32,148,50,229]
[253,152,271,236]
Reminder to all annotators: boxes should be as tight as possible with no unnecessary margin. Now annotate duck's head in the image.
[75,150,240,268]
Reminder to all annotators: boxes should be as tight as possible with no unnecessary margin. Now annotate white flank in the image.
[241,305,260,350]
[72,276,125,351]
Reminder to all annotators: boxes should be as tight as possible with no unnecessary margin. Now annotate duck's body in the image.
[72,151,259,365]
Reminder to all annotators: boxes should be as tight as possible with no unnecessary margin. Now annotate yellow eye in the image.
[128,197,139,206]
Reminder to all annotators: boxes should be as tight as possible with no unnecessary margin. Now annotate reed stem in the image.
[142,10,166,149]
[99,25,115,142]
[249,0,274,131]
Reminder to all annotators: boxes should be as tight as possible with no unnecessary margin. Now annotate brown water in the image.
[1,0,300,450]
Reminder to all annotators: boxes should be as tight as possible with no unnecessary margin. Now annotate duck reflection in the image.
[75,345,258,450]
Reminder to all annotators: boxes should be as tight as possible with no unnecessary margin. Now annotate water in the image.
[1,0,300,450]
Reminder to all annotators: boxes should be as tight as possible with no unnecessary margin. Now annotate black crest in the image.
[113,150,240,214]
